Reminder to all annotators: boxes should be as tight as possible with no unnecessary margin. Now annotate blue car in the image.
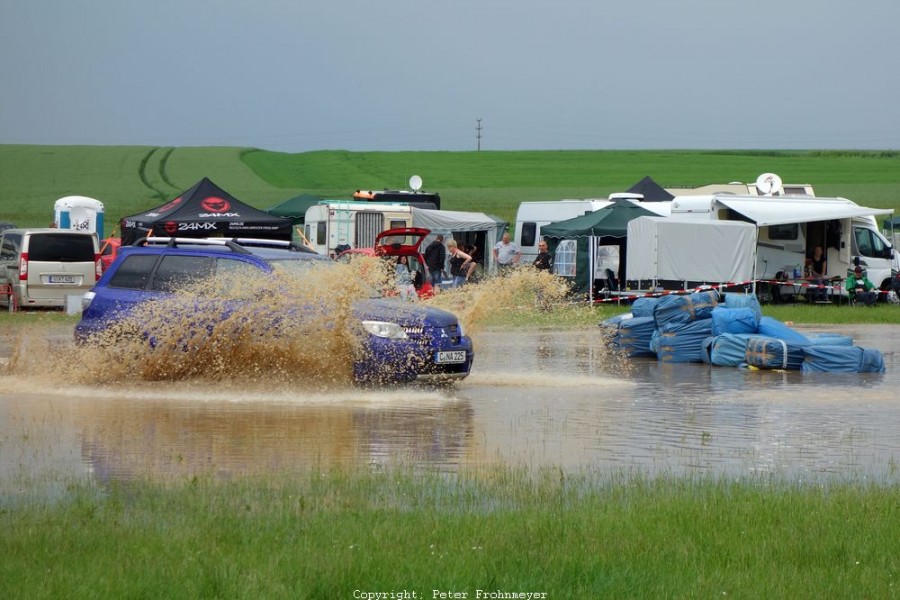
[74,237,474,383]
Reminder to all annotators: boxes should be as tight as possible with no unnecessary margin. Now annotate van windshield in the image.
[29,234,95,262]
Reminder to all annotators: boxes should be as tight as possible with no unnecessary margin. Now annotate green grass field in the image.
[2,146,899,233]
[3,470,899,598]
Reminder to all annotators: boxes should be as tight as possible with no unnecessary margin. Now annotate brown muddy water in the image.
[1,322,899,495]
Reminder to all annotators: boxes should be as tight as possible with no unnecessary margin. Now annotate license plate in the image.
[436,350,466,364]
[48,275,77,284]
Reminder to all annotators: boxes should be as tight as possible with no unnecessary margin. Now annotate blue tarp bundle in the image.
[745,335,806,370]
[653,290,719,329]
[806,332,854,346]
[801,345,886,373]
[615,316,657,357]
[707,333,757,367]
[711,306,759,336]
[657,319,714,363]
[756,316,812,345]
[723,293,762,321]
[632,297,658,319]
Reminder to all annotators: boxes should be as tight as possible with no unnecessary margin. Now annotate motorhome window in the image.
[389,220,406,230]
[854,227,887,258]
[768,224,799,240]
[554,240,577,277]
[316,222,326,245]
[520,222,537,247]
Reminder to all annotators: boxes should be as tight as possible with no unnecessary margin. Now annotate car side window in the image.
[0,234,22,260]
[108,255,159,290]
[148,255,214,292]
[211,257,267,296]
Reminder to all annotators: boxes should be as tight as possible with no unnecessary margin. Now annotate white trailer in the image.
[627,217,758,286]
[304,201,413,255]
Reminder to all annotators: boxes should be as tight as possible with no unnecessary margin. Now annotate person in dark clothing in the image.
[423,234,447,293]
[808,245,828,302]
[533,240,553,271]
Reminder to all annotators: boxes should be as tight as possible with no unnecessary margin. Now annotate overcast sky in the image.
[1,0,898,152]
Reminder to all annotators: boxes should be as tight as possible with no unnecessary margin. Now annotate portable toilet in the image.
[54,196,104,238]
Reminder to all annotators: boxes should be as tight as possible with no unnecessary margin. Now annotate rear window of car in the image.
[27,233,95,262]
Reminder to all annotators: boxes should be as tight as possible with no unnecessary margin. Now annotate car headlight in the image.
[361,320,408,339]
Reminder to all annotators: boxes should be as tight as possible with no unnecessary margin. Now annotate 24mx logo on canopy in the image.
[200,197,231,213]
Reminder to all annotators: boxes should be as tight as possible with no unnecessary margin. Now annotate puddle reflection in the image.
[1,324,899,493]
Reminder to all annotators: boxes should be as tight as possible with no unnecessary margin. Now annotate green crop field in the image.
[1,146,899,234]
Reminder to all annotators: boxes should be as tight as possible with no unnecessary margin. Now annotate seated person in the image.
[847,266,878,306]
[808,245,828,301]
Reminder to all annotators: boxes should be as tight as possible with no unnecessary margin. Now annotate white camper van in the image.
[303,201,413,256]
[514,194,674,263]
[628,191,896,296]
[514,199,609,263]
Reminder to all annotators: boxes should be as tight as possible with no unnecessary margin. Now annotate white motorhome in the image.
[515,199,609,263]
[628,192,896,296]
[303,201,413,255]
[514,194,672,263]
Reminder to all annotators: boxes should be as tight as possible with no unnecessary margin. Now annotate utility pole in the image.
[475,118,482,151]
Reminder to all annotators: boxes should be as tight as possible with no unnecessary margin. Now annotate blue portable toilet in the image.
[54,196,105,238]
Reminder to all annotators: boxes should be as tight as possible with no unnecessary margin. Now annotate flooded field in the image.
[2,320,898,494]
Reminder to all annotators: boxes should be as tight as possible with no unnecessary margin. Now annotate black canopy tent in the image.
[625,176,674,202]
[120,178,293,245]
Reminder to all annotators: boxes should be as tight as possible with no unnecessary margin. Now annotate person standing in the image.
[447,239,473,288]
[423,234,447,293]
[533,240,553,271]
[493,232,522,274]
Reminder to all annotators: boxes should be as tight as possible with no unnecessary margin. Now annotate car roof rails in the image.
[135,236,318,254]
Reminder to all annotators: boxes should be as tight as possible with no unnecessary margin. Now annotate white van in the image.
[0,228,101,311]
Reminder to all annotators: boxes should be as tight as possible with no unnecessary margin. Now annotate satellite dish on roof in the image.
[756,172,783,196]
[409,175,423,192]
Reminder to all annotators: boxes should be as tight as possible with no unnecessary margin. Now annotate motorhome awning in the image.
[713,197,894,226]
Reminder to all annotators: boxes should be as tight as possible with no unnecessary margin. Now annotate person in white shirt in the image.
[492,232,521,274]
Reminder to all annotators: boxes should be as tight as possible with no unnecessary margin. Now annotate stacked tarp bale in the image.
[756,316,811,345]
[801,346,886,373]
[599,312,632,349]
[745,336,807,370]
[657,319,715,363]
[710,306,759,336]
[631,297,659,319]
[653,290,718,329]
[615,316,657,358]
[723,293,762,321]
[806,332,854,346]
[706,333,757,367]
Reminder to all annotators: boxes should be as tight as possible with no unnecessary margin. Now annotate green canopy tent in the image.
[540,201,659,298]
[266,194,323,225]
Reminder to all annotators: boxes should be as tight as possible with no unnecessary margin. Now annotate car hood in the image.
[353,298,459,327]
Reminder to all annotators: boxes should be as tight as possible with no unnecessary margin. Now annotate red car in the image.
[99,237,121,272]
[337,227,434,299]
